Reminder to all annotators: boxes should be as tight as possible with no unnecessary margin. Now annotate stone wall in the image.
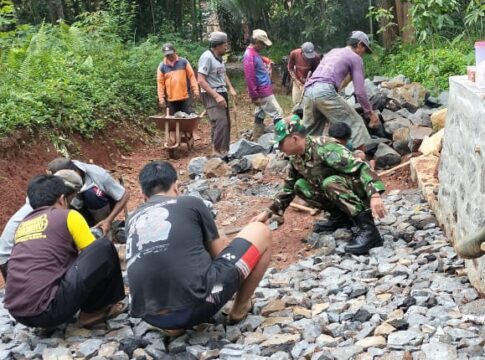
[437,76,485,294]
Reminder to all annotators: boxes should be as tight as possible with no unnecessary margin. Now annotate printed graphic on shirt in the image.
[14,214,48,243]
[126,200,175,268]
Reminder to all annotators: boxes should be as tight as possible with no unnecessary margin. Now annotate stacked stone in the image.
[0,189,482,359]
[344,75,448,169]
[187,138,289,180]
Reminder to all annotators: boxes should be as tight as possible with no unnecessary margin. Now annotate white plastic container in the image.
[475,41,485,66]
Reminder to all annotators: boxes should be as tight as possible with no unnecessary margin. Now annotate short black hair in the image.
[27,175,74,209]
[346,37,360,48]
[329,122,352,140]
[139,161,177,197]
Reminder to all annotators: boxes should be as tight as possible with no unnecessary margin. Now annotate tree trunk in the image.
[395,0,414,44]
[191,0,197,40]
[376,0,398,49]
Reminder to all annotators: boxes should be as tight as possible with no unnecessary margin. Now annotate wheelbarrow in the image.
[149,108,205,157]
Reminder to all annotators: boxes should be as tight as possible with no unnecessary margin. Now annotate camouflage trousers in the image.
[294,176,369,217]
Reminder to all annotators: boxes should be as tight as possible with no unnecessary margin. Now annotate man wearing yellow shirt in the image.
[4,173,125,328]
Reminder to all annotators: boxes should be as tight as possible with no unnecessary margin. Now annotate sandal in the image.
[227,300,252,325]
[79,301,128,328]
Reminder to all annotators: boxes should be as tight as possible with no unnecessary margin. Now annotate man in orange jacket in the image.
[157,43,200,115]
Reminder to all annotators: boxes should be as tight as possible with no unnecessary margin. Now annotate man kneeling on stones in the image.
[126,161,271,336]
[254,116,387,255]
[4,174,126,328]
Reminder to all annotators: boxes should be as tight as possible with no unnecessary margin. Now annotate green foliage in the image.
[367,6,397,35]
[409,0,460,42]
[105,0,137,41]
[365,40,474,92]
[464,0,485,38]
[0,12,205,137]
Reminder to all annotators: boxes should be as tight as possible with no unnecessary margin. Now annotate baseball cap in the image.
[54,169,83,191]
[162,43,175,55]
[209,31,228,44]
[274,115,306,144]
[301,42,316,59]
[252,29,272,47]
[350,31,372,54]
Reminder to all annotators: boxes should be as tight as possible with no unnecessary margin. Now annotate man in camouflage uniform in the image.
[253,115,386,255]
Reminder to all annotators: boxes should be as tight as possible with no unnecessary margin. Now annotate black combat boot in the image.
[313,209,354,233]
[345,210,383,255]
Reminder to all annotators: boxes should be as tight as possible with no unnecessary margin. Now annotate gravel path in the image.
[0,189,483,360]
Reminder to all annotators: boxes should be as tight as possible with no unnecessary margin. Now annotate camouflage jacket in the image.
[269,136,385,215]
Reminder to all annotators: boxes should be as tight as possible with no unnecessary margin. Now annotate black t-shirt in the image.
[126,195,219,317]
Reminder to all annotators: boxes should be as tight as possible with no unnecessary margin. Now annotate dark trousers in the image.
[79,187,116,226]
[168,98,194,115]
[13,237,125,328]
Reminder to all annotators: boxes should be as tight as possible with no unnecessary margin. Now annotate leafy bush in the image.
[365,40,474,92]
[0,12,206,138]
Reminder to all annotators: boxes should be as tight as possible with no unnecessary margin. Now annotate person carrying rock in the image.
[157,42,200,115]
[302,31,380,149]
[242,29,284,141]
[126,161,271,336]
[288,42,320,106]
[253,116,387,255]
[4,173,125,328]
[198,31,237,156]
[47,157,130,236]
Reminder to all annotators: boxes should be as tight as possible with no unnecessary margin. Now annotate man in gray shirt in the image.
[198,32,237,155]
[303,31,381,150]
[47,158,130,235]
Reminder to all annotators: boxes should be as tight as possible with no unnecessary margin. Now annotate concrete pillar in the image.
[437,76,485,294]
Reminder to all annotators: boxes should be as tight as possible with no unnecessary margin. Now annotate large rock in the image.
[383,117,412,135]
[438,91,449,106]
[365,78,380,99]
[393,127,411,155]
[421,342,458,360]
[418,129,444,156]
[390,83,427,111]
[257,133,275,153]
[228,139,266,159]
[266,154,289,174]
[228,157,251,174]
[431,108,447,130]
[407,126,433,152]
[43,348,73,360]
[250,153,270,171]
[375,143,402,169]
[203,158,231,178]
[381,75,410,89]
[187,156,208,179]
[364,137,392,156]
[387,330,423,348]
[381,109,399,122]
[408,108,432,127]
[345,79,380,99]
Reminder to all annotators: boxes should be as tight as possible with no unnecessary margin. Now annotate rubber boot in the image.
[313,210,353,233]
[253,122,265,141]
[345,210,383,255]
